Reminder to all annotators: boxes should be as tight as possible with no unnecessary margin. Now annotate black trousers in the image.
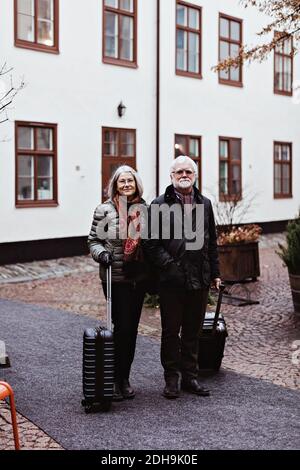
[159,286,208,381]
[103,281,146,382]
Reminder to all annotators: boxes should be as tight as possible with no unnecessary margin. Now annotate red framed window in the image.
[219,137,242,200]
[175,134,202,190]
[14,0,59,53]
[15,122,58,208]
[274,142,292,198]
[103,0,137,67]
[176,1,202,78]
[102,127,136,199]
[219,13,242,87]
[274,33,293,96]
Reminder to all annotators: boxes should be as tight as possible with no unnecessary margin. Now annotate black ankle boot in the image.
[112,382,123,401]
[120,379,135,399]
[163,376,180,399]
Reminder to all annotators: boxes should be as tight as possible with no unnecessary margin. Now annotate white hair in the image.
[106,165,144,200]
[170,155,198,176]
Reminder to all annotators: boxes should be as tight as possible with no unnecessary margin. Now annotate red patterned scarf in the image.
[113,194,142,262]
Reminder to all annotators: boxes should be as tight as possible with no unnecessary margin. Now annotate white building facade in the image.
[0,0,299,263]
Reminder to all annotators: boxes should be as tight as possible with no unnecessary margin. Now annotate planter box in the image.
[218,241,260,282]
[289,273,300,315]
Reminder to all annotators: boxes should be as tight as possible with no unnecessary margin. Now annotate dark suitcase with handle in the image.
[82,266,114,413]
[198,284,228,375]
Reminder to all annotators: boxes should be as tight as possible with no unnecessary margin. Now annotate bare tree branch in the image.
[0,63,25,127]
[213,0,300,71]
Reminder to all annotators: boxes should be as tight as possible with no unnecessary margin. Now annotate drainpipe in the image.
[156,0,160,197]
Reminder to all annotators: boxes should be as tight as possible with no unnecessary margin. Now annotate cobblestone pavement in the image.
[0,233,299,450]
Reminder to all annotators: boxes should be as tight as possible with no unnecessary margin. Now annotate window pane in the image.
[274,178,281,194]
[282,163,290,179]
[105,12,118,58]
[175,136,187,157]
[37,128,53,150]
[230,43,239,58]
[17,12,34,42]
[274,145,281,161]
[282,145,290,161]
[18,155,34,176]
[283,57,292,92]
[282,178,290,194]
[220,68,229,80]
[220,18,229,38]
[120,132,134,156]
[231,140,241,160]
[37,19,54,45]
[193,160,200,189]
[189,138,199,158]
[275,39,284,53]
[37,155,53,177]
[230,65,240,81]
[283,37,292,55]
[119,0,133,13]
[18,0,34,14]
[37,156,53,200]
[220,161,228,194]
[188,32,199,73]
[18,178,34,200]
[176,4,187,27]
[17,155,34,200]
[105,0,117,7]
[38,0,53,20]
[104,131,118,156]
[18,127,34,149]
[230,21,240,41]
[188,8,199,30]
[120,15,133,61]
[275,55,283,90]
[274,163,281,179]
[232,165,241,194]
[220,40,229,60]
[176,30,187,71]
[220,140,229,159]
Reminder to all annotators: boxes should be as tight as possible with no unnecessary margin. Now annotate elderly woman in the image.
[88,166,147,401]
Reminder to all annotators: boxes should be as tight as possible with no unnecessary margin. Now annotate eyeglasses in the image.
[172,169,195,176]
[118,178,135,186]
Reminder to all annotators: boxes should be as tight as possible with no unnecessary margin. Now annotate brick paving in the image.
[0,233,299,450]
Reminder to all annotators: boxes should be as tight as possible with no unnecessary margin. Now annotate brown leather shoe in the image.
[181,378,210,396]
[162,377,180,399]
[120,379,135,399]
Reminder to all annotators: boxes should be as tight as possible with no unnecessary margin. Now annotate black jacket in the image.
[143,185,220,290]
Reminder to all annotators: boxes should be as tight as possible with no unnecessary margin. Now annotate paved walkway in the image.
[0,233,299,450]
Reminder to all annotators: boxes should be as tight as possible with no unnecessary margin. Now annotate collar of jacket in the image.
[164,184,204,204]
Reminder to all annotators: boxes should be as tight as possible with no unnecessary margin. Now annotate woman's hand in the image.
[211,277,222,290]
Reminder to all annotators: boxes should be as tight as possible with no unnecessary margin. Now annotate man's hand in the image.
[98,251,113,267]
[211,277,222,290]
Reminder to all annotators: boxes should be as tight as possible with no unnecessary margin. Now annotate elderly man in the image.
[144,155,221,399]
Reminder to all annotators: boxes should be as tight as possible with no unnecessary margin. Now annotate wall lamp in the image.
[117,101,127,117]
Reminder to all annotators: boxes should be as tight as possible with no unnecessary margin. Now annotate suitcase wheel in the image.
[85,405,93,414]
[100,400,112,412]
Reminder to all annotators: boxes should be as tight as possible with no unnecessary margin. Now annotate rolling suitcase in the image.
[82,266,114,413]
[198,284,228,375]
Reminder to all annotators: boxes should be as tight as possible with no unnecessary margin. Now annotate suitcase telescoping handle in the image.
[212,283,226,334]
[106,265,112,331]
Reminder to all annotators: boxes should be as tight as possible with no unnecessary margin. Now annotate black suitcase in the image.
[198,284,228,375]
[82,266,114,413]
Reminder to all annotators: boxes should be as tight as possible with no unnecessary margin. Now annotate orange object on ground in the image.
[0,381,20,450]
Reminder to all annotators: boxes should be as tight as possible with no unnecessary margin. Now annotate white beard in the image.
[177,179,193,189]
